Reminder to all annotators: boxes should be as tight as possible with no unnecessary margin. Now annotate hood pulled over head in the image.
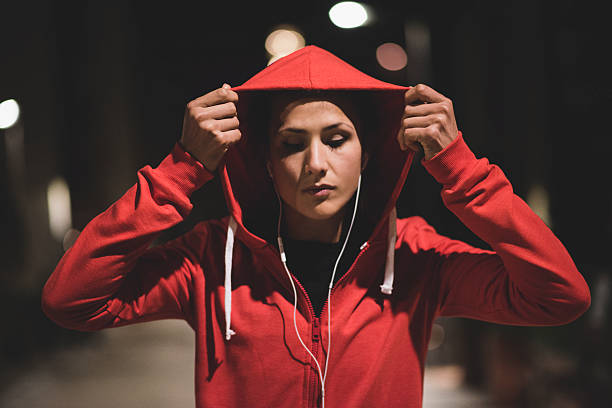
[219,45,415,341]
[221,45,414,246]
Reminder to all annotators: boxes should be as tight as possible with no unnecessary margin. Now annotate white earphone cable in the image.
[274,192,326,404]
[323,175,361,388]
[274,175,362,408]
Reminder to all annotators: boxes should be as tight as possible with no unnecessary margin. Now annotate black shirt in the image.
[282,237,349,317]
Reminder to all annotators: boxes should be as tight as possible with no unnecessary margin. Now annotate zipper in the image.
[311,241,371,408]
[267,240,371,320]
[281,271,319,408]
[310,317,321,408]
[268,241,372,408]
[319,241,371,318]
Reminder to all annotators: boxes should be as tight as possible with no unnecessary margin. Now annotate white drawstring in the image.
[222,176,396,406]
[380,207,397,295]
[224,216,237,341]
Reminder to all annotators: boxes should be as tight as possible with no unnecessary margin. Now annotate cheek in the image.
[335,148,363,183]
[271,159,301,197]
[278,158,302,181]
[342,163,363,191]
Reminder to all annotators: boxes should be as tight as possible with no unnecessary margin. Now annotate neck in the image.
[282,205,345,243]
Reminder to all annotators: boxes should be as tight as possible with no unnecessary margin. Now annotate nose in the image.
[304,139,328,176]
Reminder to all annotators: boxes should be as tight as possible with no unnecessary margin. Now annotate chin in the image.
[299,202,344,221]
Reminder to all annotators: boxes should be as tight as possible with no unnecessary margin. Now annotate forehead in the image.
[265,92,362,141]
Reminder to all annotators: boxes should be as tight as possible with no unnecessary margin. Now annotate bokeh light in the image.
[428,323,445,351]
[328,2,369,29]
[0,99,20,129]
[47,177,72,241]
[376,42,408,71]
[62,228,80,252]
[265,27,305,65]
[527,183,552,227]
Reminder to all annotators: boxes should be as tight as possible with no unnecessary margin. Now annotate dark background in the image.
[1,1,610,406]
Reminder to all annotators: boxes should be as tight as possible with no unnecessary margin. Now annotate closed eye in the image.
[282,141,303,151]
[327,135,347,149]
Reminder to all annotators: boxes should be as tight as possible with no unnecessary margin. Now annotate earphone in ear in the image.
[361,151,369,172]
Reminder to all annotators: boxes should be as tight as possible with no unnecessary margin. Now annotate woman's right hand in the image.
[180,83,241,171]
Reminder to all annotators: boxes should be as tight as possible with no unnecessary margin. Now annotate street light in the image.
[328,2,369,29]
[0,98,20,129]
[376,42,408,71]
[265,26,305,65]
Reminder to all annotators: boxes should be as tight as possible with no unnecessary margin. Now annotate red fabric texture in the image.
[42,45,590,408]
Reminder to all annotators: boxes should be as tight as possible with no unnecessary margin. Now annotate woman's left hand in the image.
[397,84,459,160]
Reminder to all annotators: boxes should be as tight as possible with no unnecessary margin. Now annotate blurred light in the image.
[526,183,552,227]
[0,99,20,129]
[376,43,408,71]
[47,177,72,241]
[404,20,431,55]
[329,2,368,29]
[62,228,80,252]
[267,55,282,65]
[589,273,609,330]
[427,323,445,351]
[403,20,432,83]
[265,27,305,65]
[423,365,465,391]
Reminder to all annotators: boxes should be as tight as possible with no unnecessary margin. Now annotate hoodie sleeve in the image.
[41,143,214,331]
[419,132,590,326]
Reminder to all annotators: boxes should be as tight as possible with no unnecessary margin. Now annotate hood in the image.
[222,45,414,247]
[219,45,415,342]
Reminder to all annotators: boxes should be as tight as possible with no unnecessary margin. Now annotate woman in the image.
[42,45,590,408]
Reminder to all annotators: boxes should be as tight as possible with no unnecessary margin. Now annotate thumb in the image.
[222,83,231,89]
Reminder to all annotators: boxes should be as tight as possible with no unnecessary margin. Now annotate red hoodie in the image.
[41,45,591,408]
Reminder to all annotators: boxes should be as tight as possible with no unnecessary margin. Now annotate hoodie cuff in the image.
[421,131,479,186]
[152,142,215,196]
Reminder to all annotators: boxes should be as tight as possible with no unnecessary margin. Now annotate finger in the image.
[191,102,237,121]
[402,127,426,150]
[404,84,447,105]
[397,126,418,151]
[189,87,239,108]
[215,116,240,132]
[218,128,242,145]
[403,101,448,118]
[403,114,445,129]
[200,116,239,133]
[397,127,420,152]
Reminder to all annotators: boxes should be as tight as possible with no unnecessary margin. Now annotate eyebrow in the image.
[278,122,352,134]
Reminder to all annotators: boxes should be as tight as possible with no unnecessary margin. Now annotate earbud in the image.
[266,162,274,178]
[361,152,369,172]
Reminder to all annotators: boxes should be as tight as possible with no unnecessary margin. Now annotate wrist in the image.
[421,131,478,185]
[160,142,215,193]
[177,140,215,173]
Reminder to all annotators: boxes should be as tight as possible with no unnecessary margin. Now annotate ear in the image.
[266,161,273,178]
[361,151,369,172]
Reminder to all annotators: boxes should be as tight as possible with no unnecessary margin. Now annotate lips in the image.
[304,184,336,196]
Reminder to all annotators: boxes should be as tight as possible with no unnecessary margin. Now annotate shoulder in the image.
[395,216,452,253]
[397,215,438,236]
[396,216,491,257]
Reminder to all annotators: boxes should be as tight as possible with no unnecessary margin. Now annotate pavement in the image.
[0,320,492,408]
